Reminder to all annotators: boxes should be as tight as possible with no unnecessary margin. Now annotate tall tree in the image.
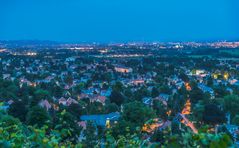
[26,106,52,128]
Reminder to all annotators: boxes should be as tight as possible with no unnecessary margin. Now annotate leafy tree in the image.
[54,110,81,143]
[150,130,165,144]
[109,90,125,106]
[179,73,189,82]
[26,106,52,128]
[232,115,239,126]
[0,114,26,147]
[202,104,226,125]
[105,130,152,147]
[159,85,171,94]
[133,87,149,101]
[83,121,98,147]
[223,95,239,118]
[190,88,204,104]
[67,103,83,117]
[105,103,119,113]
[8,100,28,122]
[152,100,167,120]
[122,101,156,127]
[52,86,63,98]
[151,87,159,98]
[112,81,124,92]
[87,102,105,114]
[214,86,230,98]
[31,89,51,106]
[111,120,137,138]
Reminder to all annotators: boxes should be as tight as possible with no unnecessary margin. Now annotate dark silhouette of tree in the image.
[26,106,52,128]
[8,100,28,122]
[109,90,125,106]
[203,104,226,125]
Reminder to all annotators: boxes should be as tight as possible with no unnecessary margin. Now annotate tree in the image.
[112,81,124,92]
[202,104,226,125]
[105,103,119,113]
[151,87,159,98]
[232,115,239,126]
[26,106,52,128]
[83,121,98,147]
[54,110,81,143]
[31,89,51,106]
[179,73,189,82]
[190,88,204,104]
[223,95,239,118]
[52,86,63,98]
[133,87,149,101]
[152,100,167,120]
[109,90,125,106]
[65,74,73,85]
[159,85,171,94]
[111,120,136,138]
[8,100,28,122]
[105,130,152,147]
[122,101,156,127]
[0,113,26,147]
[67,103,83,117]
[214,86,230,98]
[207,77,213,87]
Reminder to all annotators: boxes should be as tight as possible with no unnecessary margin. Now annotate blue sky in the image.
[0,0,239,42]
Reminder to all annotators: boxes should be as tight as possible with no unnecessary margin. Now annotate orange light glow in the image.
[181,99,191,115]
[185,82,192,91]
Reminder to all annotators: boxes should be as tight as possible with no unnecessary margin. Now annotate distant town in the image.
[0,40,239,147]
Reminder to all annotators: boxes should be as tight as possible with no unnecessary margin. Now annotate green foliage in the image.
[0,113,26,147]
[223,95,239,118]
[122,101,156,127]
[54,110,82,143]
[151,87,159,98]
[26,106,52,128]
[8,100,28,122]
[82,121,98,147]
[104,130,151,147]
[109,90,125,106]
[152,100,167,120]
[0,107,79,147]
[232,115,239,126]
[202,104,226,125]
[105,103,119,113]
[31,89,51,106]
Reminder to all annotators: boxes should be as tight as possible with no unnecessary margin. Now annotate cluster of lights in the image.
[0,49,6,52]
[27,52,37,56]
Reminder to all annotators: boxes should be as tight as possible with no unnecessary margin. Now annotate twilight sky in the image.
[0,0,239,42]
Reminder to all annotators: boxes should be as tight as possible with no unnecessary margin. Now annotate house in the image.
[198,83,214,99]
[158,94,170,102]
[58,97,78,106]
[91,95,107,105]
[59,97,67,105]
[130,79,145,86]
[100,89,112,97]
[3,74,10,80]
[154,94,170,106]
[0,100,13,111]
[39,100,52,111]
[80,112,120,127]
[66,57,76,62]
[225,125,239,145]
[114,66,133,73]
[82,88,100,96]
[142,97,153,106]
[66,97,78,106]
